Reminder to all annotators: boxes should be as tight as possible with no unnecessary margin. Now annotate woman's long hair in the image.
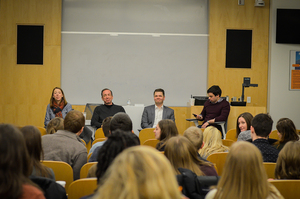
[94,146,182,199]
[0,124,32,199]
[155,119,178,150]
[50,87,68,107]
[96,130,140,183]
[199,126,229,158]
[214,141,281,199]
[20,126,52,178]
[236,112,253,138]
[275,141,300,179]
[276,118,299,144]
[165,136,212,176]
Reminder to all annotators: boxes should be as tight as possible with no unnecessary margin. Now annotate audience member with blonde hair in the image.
[154,119,178,151]
[93,146,182,199]
[199,126,229,159]
[275,118,299,151]
[0,124,45,199]
[275,141,300,179]
[21,126,55,180]
[205,141,283,199]
[183,126,203,151]
[165,136,217,176]
[46,117,64,134]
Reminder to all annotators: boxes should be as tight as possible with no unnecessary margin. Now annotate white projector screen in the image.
[61,0,209,106]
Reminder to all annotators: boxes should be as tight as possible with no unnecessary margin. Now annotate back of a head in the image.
[207,85,221,96]
[275,141,300,179]
[95,146,182,199]
[96,129,140,182]
[102,116,113,137]
[183,126,203,150]
[165,136,204,176]
[0,124,31,199]
[158,119,178,141]
[110,112,132,132]
[46,117,64,134]
[203,126,222,146]
[20,126,42,161]
[216,141,269,199]
[251,113,273,137]
[64,110,85,133]
[276,118,299,143]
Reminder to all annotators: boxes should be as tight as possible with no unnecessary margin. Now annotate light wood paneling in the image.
[208,0,270,107]
[0,0,62,126]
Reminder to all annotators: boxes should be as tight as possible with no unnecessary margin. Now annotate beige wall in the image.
[208,0,270,107]
[0,0,62,126]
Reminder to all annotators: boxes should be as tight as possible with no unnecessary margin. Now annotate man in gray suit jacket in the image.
[141,88,175,129]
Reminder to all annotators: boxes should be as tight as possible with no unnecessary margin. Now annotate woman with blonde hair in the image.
[199,126,229,159]
[94,146,182,199]
[154,119,179,151]
[46,117,64,134]
[165,136,217,176]
[275,118,299,151]
[205,141,283,199]
[275,141,300,179]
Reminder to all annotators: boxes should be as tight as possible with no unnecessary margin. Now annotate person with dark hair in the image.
[91,88,125,129]
[89,112,134,162]
[236,112,253,141]
[0,124,45,199]
[42,110,87,180]
[251,113,278,163]
[88,116,112,155]
[154,119,178,151]
[141,88,175,129]
[274,118,299,151]
[86,129,140,180]
[195,85,230,134]
[20,126,55,180]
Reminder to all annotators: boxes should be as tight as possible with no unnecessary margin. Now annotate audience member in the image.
[183,126,203,152]
[274,118,299,151]
[20,126,55,180]
[89,112,134,162]
[91,88,125,129]
[42,110,87,180]
[88,116,112,155]
[93,146,182,199]
[0,124,45,199]
[154,119,178,151]
[44,87,92,143]
[199,126,229,159]
[205,141,283,199]
[141,88,175,129]
[194,85,230,135]
[87,130,140,180]
[251,113,279,163]
[275,141,300,179]
[165,136,217,176]
[46,117,64,134]
[236,112,253,141]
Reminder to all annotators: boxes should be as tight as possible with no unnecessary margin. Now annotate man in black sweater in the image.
[91,88,125,129]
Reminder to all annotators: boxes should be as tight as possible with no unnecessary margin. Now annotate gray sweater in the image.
[42,130,87,180]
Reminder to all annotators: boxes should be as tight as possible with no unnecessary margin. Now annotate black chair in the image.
[176,168,220,199]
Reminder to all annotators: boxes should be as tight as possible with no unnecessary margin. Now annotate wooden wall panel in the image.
[0,0,62,126]
[208,0,269,107]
